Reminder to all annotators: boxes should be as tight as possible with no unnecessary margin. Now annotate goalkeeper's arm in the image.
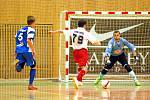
[123,38,139,63]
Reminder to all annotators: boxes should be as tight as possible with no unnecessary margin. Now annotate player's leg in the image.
[72,50,79,89]
[76,49,89,83]
[29,60,37,90]
[15,53,25,72]
[77,65,88,84]
[78,66,82,74]
[73,65,87,88]
[72,49,88,89]
[16,62,25,72]
[24,52,37,90]
[73,51,82,73]
[72,65,84,87]
[94,55,117,85]
[118,52,141,86]
[73,63,83,87]
[77,65,83,86]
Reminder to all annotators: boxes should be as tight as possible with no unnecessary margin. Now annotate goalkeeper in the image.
[94,30,141,86]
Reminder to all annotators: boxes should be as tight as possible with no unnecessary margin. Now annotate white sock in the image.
[129,71,137,81]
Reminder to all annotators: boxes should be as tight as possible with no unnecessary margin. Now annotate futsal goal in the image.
[59,11,150,82]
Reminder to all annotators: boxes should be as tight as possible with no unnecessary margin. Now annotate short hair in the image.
[78,19,87,27]
[27,16,35,25]
[113,30,120,34]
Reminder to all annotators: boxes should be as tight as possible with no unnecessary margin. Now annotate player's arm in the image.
[123,38,139,63]
[122,38,136,55]
[27,31,36,56]
[91,40,101,45]
[49,30,69,35]
[27,39,35,54]
[87,32,101,45]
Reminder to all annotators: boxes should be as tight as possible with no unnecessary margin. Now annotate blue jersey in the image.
[105,38,136,56]
[15,26,35,53]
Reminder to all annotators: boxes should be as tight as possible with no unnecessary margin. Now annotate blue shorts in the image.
[16,52,36,67]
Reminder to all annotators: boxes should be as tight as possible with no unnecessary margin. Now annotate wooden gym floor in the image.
[0,80,149,100]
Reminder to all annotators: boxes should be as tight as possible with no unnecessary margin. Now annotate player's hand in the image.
[97,41,101,45]
[49,30,63,33]
[104,56,111,65]
[93,40,101,45]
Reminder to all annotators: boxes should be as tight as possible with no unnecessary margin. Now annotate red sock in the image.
[77,70,86,82]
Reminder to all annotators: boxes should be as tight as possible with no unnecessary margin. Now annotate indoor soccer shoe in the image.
[72,77,79,89]
[14,59,19,66]
[28,85,38,90]
[94,76,103,85]
[14,59,22,72]
[134,80,141,86]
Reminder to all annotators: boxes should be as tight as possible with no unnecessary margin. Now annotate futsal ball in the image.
[101,80,110,89]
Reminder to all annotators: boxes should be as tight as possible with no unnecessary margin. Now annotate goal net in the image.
[59,11,150,82]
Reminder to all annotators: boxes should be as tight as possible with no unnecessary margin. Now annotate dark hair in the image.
[113,30,120,34]
[78,19,87,27]
[27,16,35,25]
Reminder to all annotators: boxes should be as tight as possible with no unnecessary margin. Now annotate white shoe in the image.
[78,82,83,86]
[72,77,79,89]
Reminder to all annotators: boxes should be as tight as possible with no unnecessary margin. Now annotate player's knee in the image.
[16,63,24,72]
[78,62,86,68]
[104,64,112,69]
[30,64,36,69]
[101,64,112,75]
[124,64,132,72]
[82,66,88,73]
[101,68,108,75]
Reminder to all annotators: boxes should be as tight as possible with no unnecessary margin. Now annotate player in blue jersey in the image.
[15,16,37,90]
[94,30,141,86]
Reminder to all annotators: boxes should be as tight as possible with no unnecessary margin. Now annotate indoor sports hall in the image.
[0,0,150,100]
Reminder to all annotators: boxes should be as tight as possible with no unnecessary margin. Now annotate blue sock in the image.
[29,69,36,85]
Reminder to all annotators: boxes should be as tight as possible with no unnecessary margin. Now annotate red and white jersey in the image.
[66,27,96,50]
